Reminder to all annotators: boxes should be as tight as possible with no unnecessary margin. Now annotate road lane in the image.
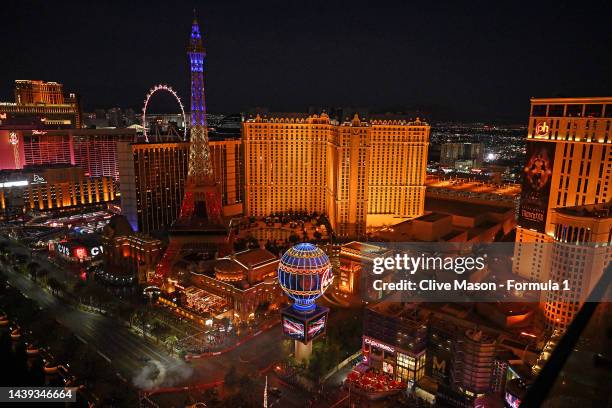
[1,262,181,379]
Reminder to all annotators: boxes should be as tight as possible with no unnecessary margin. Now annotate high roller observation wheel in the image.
[142,84,188,142]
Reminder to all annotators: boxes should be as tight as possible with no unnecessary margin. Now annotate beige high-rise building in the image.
[243,112,429,236]
[514,97,612,282]
[544,203,612,332]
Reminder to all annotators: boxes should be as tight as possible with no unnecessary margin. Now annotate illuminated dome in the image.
[214,259,246,282]
[278,243,333,313]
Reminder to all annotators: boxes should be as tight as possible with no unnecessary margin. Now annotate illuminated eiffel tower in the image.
[154,13,231,284]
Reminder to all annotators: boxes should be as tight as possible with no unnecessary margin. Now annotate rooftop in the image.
[425,196,512,217]
[414,212,450,223]
[555,201,612,219]
[234,248,277,269]
[531,96,612,104]
[342,241,389,255]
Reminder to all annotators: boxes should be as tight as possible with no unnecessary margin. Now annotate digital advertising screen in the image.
[281,315,305,341]
[518,140,556,232]
[306,313,326,342]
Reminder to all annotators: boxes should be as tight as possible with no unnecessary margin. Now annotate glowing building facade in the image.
[190,248,282,322]
[451,329,497,398]
[243,113,429,236]
[117,139,243,234]
[362,302,428,384]
[117,141,190,233]
[209,138,244,216]
[0,80,81,128]
[0,164,116,219]
[102,215,163,285]
[514,97,612,282]
[543,203,612,331]
[0,128,135,180]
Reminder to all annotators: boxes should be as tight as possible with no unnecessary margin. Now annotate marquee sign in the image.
[56,242,104,259]
[364,336,395,354]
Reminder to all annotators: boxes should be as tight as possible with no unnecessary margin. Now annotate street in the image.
[1,236,355,406]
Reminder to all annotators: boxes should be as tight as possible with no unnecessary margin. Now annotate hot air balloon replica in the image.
[278,243,333,361]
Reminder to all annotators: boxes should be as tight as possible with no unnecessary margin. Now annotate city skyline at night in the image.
[0,2,610,408]
[2,1,611,122]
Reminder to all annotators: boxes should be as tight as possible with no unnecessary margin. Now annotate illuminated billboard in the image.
[281,304,329,344]
[306,313,326,342]
[504,391,521,408]
[518,141,556,233]
[282,315,305,341]
[55,241,104,261]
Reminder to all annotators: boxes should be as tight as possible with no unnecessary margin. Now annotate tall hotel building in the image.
[514,97,612,331]
[118,139,244,234]
[544,203,612,331]
[243,112,429,235]
[0,164,116,219]
[118,141,190,234]
[0,129,135,179]
[0,80,81,128]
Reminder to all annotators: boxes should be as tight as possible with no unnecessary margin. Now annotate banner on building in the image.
[518,141,556,233]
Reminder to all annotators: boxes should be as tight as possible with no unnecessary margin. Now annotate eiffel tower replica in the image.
[154,14,231,285]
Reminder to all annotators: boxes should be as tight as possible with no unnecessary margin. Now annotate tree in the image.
[164,335,178,352]
[16,254,28,264]
[47,277,61,295]
[114,303,134,325]
[36,269,49,284]
[26,261,39,281]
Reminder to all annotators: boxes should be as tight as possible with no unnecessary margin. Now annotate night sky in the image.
[3,0,612,123]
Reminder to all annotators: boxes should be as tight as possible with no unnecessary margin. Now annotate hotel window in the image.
[548,105,565,117]
[585,104,603,118]
[566,104,583,117]
[532,105,547,117]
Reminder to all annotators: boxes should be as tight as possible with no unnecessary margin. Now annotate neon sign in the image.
[56,243,71,257]
[31,174,47,184]
[90,246,104,257]
[535,121,549,137]
[32,130,47,135]
[320,268,334,294]
[364,337,395,354]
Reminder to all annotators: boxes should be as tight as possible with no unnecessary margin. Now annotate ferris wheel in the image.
[141,84,188,142]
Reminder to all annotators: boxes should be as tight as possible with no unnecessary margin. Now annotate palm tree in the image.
[26,262,39,281]
[47,277,60,295]
[164,335,178,353]
[37,269,49,285]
